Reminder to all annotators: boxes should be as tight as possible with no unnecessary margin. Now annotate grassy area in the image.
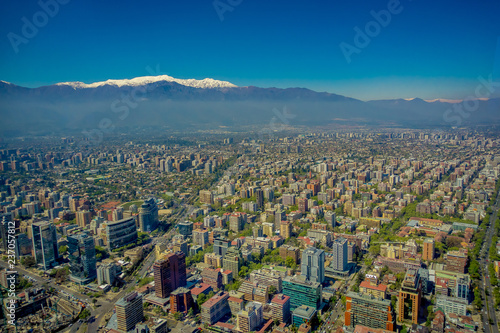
[121,200,144,210]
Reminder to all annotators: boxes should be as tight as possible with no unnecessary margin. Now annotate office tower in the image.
[223,247,242,275]
[170,287,194,313]
[271,294,291,324]
[344,291,395,331]
[201,292,230,325]
[138,198,159,232]
[331,237,348,272]
[214,238,230,257]
[14,233,32,258]
[200,190,214,205]
[325,211,336,228]
[282,275,322,311]
[301,247,325,283]
[237,301,263,333]
[292,305,317,328]
[76,210,92,228]
[0,213,13,251]
[280,221,292,239]
[153,252,187,299]
[105,217,138,251]
[255,189,264,209]
[31,221,59,270]
[398,268,422,324]
[115,292,144,332]
[423,238,434,261]
[178,221,193,237]
[67,232,97,284]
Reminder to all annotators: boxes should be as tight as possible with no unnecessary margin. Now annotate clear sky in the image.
[0,0,499,101]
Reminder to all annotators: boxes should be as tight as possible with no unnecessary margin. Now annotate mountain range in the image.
[1,76,499,137]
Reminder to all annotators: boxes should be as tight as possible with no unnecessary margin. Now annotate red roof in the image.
[228,296,244,303]
[359,280,387,292]
[191,283,211,296]
[271,294,290,305]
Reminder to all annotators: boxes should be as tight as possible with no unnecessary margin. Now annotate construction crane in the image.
[49,297,61,326]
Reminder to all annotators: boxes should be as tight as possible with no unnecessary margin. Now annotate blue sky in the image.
[0,0,499,100]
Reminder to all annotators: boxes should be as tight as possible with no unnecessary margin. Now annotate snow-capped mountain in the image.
[0,76,499,138]
[52,75,238,89]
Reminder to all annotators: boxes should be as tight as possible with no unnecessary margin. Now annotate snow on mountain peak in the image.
[54,75,237,89]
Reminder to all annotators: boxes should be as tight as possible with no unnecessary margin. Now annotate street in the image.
[478,187,500,333]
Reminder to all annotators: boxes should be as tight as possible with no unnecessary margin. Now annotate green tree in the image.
[21,256,36,267]
[59,245,68,255]
[79,308,91,320]
[239,266,249,277]
[197,293,208,308]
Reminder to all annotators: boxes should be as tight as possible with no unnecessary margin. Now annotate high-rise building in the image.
[344,291,395,331]
[178,221,193,237]
[237,301,263,333]
[301,247,325,283]
[444,250,468,273]
[255,189,264,209]
[279,245,300,264]
[193,229,209,248]
[398,268,422,324]
[253,225,263,238]
[67,232,96,284]
[201,268,223,290]
[153,252,187,299]
[214,238,230,257]
[229,213,245,232]
[138,198,159,232]
[298,198,308,213]
[271,294,291,324]
[112,207,124,222]
[170,287,193,313]
[292,305,317,328]
[200,190,214,205]
[223,247,242,275]
[76,210,92,228]
[331,237,348,272]
[280,221,292,239]
[105,217,138,251]
[282,275,322,311]
[115,292,144,332]
[97,262,120,286]
[325,211,336,228]
[201,292,230,325]
[14,233,32,258]
[423,238,434,261]
[31,221,59,270]
[0,213,13,251]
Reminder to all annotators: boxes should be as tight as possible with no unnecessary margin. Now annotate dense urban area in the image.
[1,129,500,333]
